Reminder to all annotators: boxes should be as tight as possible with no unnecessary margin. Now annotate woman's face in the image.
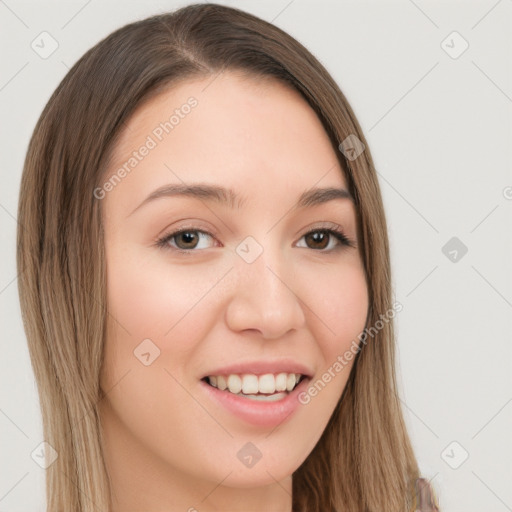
[100,71,368,504]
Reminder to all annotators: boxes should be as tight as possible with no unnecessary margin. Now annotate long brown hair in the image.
[17,3,437,511]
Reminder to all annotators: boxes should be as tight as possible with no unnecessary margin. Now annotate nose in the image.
[224,244,306,340]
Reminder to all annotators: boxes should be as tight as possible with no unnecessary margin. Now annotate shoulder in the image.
[414,478,440,511]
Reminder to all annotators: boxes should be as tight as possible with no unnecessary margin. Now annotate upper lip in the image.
[201,359,314,379]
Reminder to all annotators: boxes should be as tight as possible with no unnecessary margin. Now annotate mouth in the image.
[201,372,307,402]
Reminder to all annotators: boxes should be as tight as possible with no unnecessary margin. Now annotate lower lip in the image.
[200,378,310,428]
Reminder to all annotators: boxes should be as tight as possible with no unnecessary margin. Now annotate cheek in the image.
[105,244,228,347]
[100,245,236,481]
[100,242,235,444]
[100,240,226,420]
[305,258,369,354]
[293,259,368,421]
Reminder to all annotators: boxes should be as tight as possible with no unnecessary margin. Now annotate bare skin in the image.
[99,71,368,512]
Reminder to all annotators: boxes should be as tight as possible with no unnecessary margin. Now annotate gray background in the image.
[1,0,511,510]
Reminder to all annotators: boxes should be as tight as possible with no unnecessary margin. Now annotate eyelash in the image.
[155,224,356,254]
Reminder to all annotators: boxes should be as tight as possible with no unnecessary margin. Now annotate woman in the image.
[16,3,439,511]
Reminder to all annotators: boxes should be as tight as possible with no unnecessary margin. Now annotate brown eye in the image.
[297,228,353,252]
[304,231,330,250]
[175,231,200,249]
[156,229,216,251]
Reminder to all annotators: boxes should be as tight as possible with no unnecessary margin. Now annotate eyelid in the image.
[155,219,219,242]
[297,221,344,236]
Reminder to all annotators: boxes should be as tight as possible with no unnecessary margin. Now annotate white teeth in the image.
[206,372,304,395]
[286,373,296,391]
[227,374,242,394]
[241,374,258,394]
[216,375,227,390]
[275,373,287,392]
[258,373,275,394]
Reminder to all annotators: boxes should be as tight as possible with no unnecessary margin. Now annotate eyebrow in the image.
[128,182,354,216]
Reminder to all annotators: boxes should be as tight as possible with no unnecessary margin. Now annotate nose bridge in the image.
[226,236,305,338]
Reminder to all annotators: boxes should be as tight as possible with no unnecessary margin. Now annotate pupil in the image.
[178,231,197,248]
[307,231,327,249]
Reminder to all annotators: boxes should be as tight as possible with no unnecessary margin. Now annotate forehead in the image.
[104,71,349,213]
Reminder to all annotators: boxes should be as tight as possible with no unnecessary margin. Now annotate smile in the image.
[200,371,311,427]
[203,372,305,401]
